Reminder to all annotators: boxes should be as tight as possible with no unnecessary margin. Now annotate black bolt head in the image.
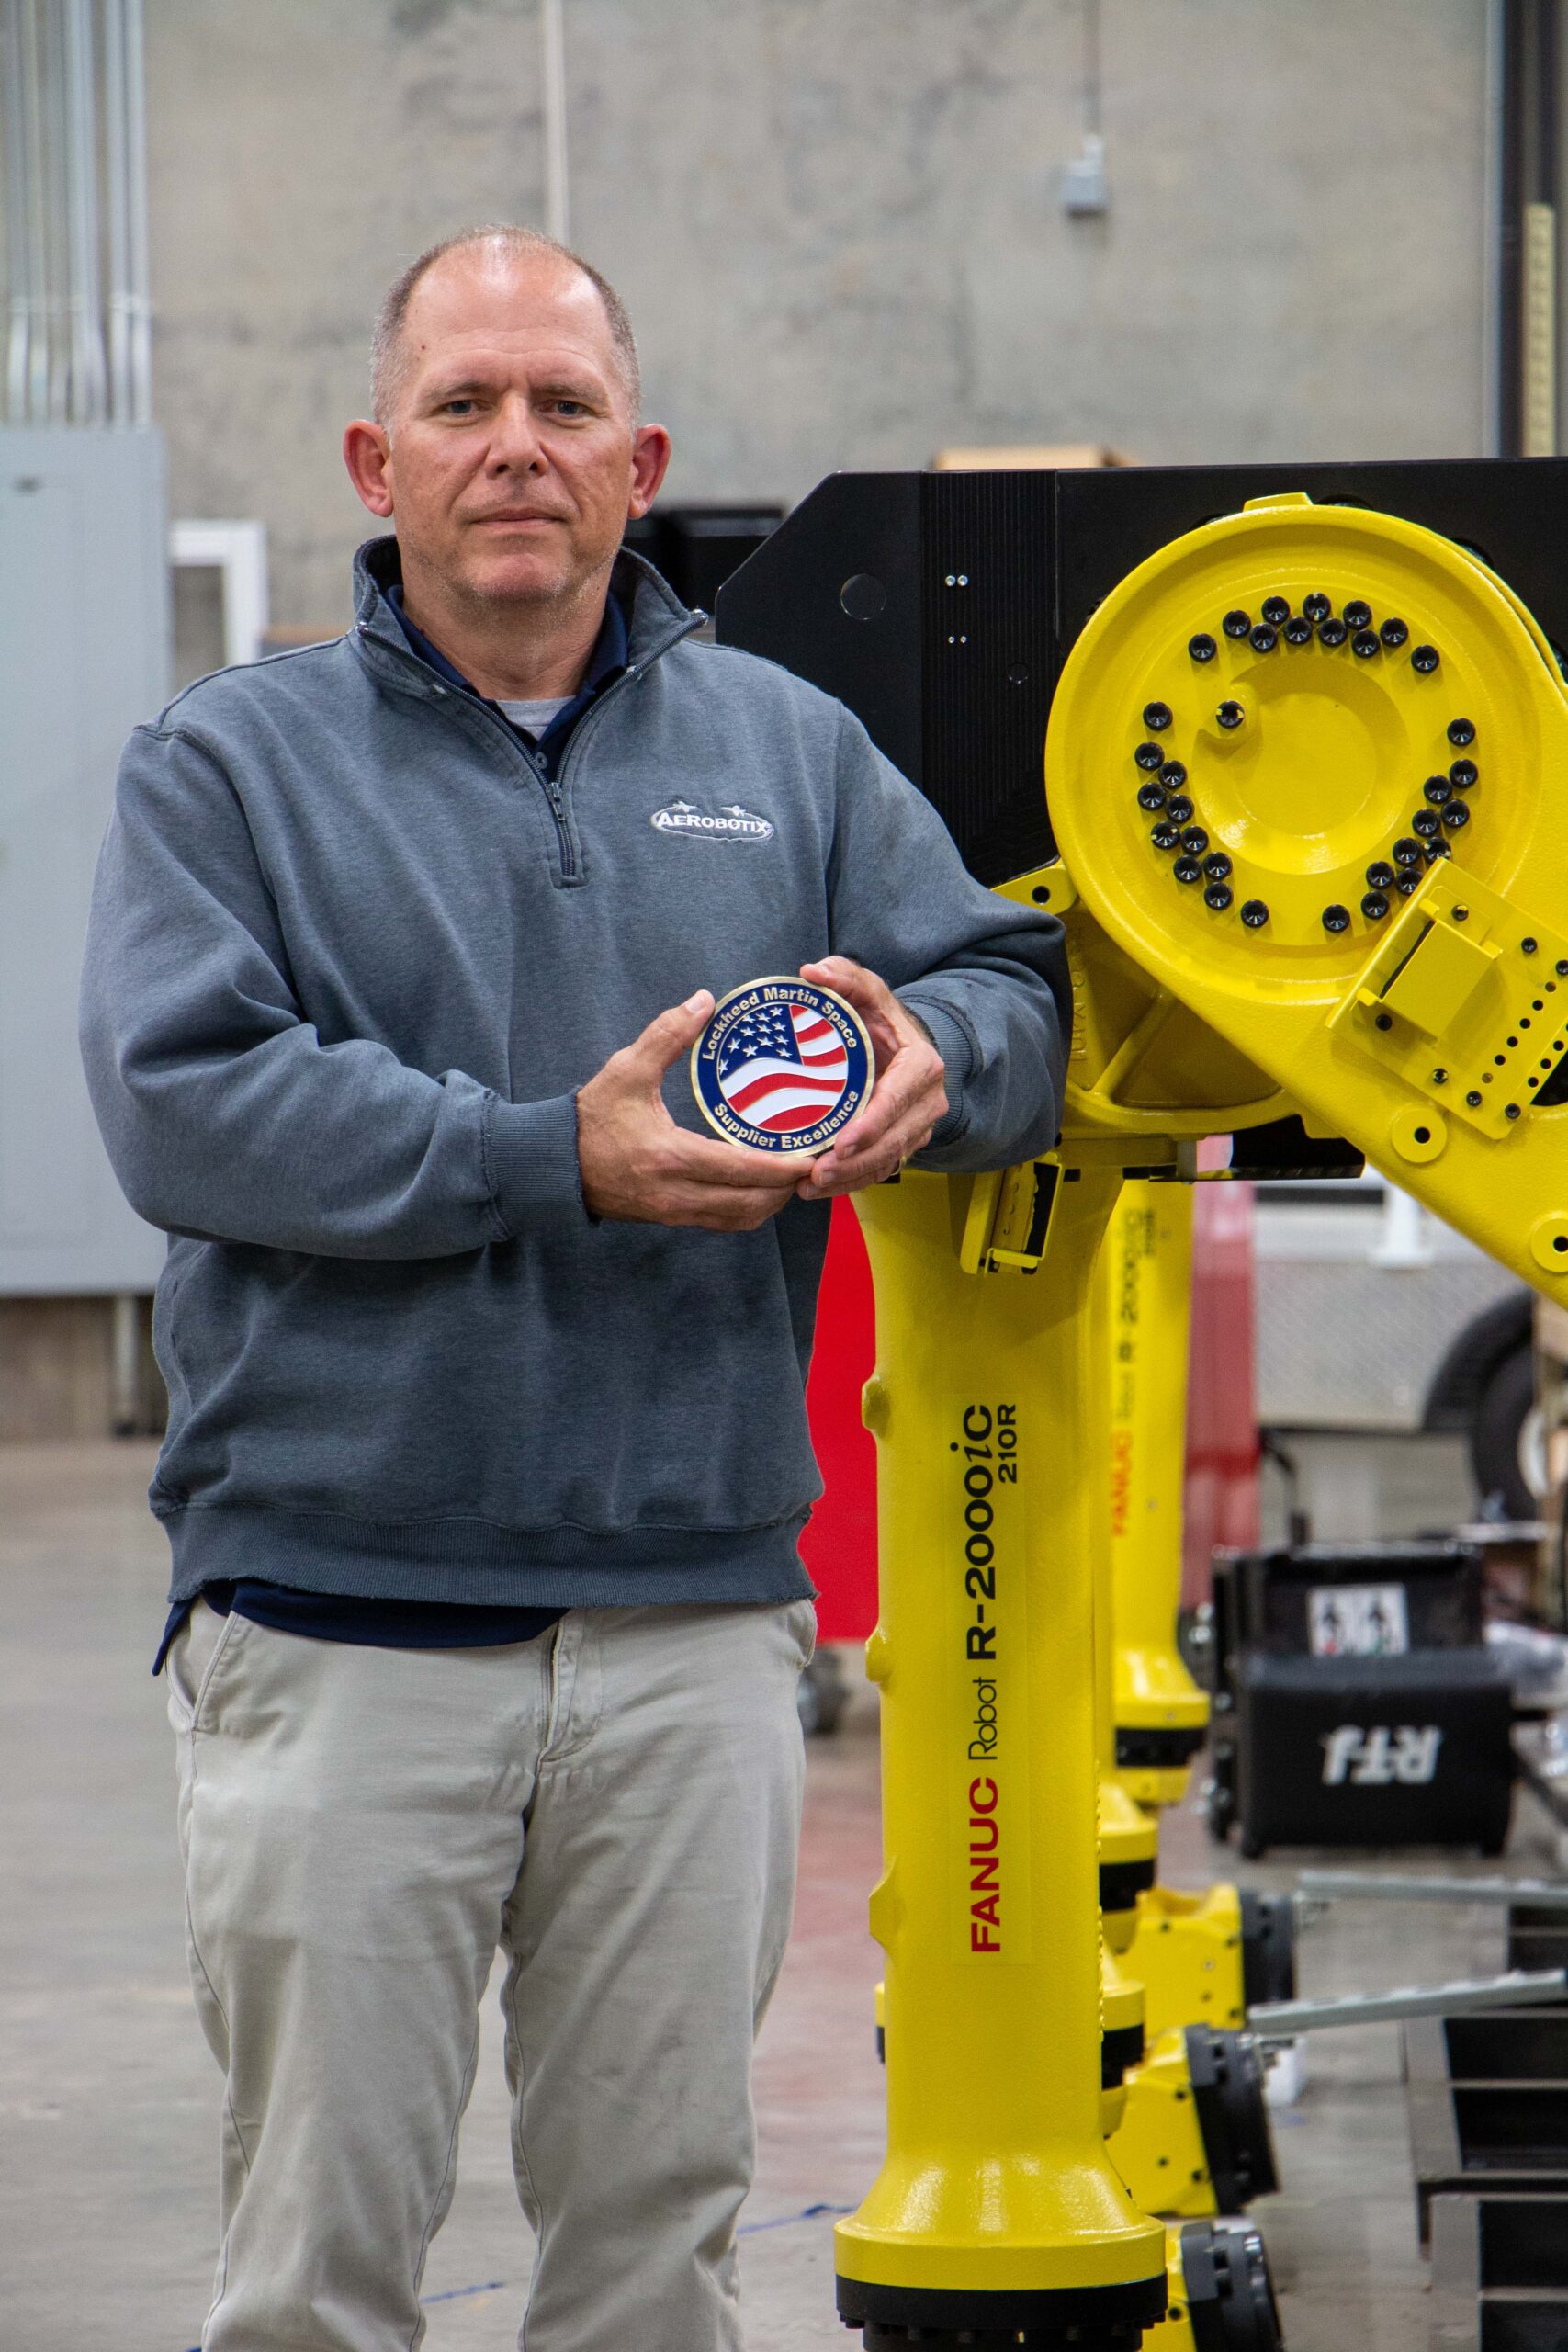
[1423,775,1454,805]
[1137,781,1167,812]
[1381,617,1410,648]
[1393,836,1424,866]
[1216,700,1246,729]
[1173,856,1203,884]
[1322,903,1351,933]
[1432,1068,1449,1083]
[1167,795,1195,825]
[1151,820,1181,850]
[1189,633,1217,662]
[1449,758,1478,788]
[1412,643,1440,673]
[1250,623,1279,652]
[1222,608,1251,639]
[1143,701,1172,730]
[1135,741,1165,770]
[1318,616,1348,647]
[1261,596,1290,626]
[1506,1102,1522,1119]
[1523,936,1540,955]
[1427,837,1452,860]
[1283,615,1314,645]
[1413,808,1441,837]
[1374,1012,1393,1030]
[1352,630,1381,659]
[1448,717,1476,746]
[1365,861,1396,889]
[1558,959,1568,976]
[1204,882,1234,911]
[1467,1090,1483,1106]
[1362,891,1391,920]
[1240,899,1269,928]
[1203,852,1234,881]
[1181,826,1210,854]
[1344,599,1372,629]
[1160,759,1188,788]
[1396,872,1421,895]
[1441,800,1471,830]
[1303,592,1331,622]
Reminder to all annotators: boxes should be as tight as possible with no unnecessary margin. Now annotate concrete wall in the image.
[147,0,1489,632]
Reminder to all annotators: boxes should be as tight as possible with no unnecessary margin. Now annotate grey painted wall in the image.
[146,0,1489,631]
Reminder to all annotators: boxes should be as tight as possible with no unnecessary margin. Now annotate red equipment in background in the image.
[801,1201,879,1641]
[1183,1180,1260,1608]
[803,1189,1260,1642]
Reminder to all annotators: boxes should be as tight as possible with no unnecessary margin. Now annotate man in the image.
[80,225,1069,2352]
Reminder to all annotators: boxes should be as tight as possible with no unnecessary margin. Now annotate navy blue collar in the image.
[386,583,629,763]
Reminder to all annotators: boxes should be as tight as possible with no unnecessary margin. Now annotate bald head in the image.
[370,225,640,432]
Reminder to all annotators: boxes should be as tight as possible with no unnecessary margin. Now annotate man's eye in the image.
[551,400,589,418]
[443,399,477,416]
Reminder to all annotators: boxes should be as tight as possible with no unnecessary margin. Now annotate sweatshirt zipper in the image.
[365,607,704,885]
[520,737,576,876]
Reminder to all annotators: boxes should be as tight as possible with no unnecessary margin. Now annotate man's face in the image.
[358,248,663,612]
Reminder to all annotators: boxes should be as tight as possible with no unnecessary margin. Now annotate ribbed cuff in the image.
[484,1091,589,1236]
[899,995,975,1144]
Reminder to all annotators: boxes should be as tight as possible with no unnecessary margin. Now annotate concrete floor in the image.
[3,1438,1564,2352]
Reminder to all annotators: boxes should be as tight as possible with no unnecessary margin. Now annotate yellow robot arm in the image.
[1048,491,1568,1284]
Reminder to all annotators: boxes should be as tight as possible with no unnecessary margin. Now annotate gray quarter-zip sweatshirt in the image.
[80,539,1070,1611]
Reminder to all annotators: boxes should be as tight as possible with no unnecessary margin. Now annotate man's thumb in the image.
[632,989,715,1076]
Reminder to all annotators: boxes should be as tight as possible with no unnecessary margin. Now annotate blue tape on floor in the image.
[738,2200,853,2235]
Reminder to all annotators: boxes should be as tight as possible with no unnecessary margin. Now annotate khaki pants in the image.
[167,1595,814,2352]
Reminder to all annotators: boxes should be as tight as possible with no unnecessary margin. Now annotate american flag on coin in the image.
[691,977,875,1157]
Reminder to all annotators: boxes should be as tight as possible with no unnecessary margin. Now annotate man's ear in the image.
[344,419,395,518]
[627,423,672,522]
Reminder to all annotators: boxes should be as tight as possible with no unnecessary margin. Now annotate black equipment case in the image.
[1208,1544,1514,1857]
[1232,1650,1515,1857]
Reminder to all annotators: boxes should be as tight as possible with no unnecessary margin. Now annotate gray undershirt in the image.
[499,696,571,737]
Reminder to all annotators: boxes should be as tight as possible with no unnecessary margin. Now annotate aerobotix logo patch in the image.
[691,978,874,1157]
[649,797,775,842]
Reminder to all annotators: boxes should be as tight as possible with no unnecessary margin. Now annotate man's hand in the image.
[577,992,800,1228]
[793,956,948,1201]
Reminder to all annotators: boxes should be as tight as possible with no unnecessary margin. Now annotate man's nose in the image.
[485,391,547,473]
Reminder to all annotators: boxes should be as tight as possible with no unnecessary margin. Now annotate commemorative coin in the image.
[691,976,875,1157]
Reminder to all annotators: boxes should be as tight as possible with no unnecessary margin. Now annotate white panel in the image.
[0,428,170,1293]
[0,470,94,1244]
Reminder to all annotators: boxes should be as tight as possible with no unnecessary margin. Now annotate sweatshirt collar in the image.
[386,577,628,701]
[350,535,699,698]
